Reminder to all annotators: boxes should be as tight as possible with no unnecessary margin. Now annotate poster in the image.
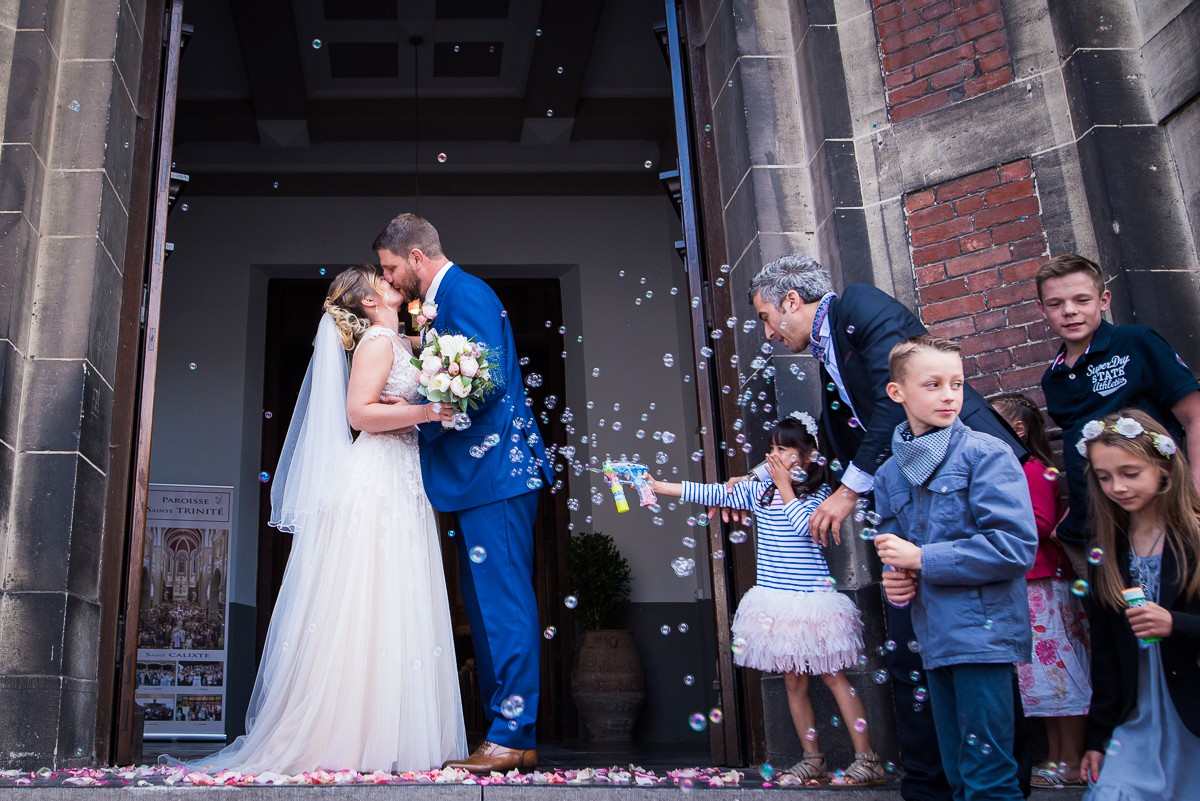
[135,484,233,739]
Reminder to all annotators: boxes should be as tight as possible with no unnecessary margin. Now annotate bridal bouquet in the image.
[411,333,497,426]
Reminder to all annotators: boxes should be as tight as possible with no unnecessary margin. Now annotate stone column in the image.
[0,0,144,769]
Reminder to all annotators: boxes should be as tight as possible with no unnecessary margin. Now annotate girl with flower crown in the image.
[649,414,885,788]
[1076,409,1200,799]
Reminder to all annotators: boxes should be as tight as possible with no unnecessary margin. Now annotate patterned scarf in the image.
[891,421,954,486]
[809,292,836,363]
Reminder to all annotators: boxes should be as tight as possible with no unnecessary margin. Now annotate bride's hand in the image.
[423,402,457,425]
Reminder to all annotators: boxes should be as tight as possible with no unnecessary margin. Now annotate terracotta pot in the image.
[571,629,646,742]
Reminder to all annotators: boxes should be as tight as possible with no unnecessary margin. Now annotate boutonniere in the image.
[409,299,438,331]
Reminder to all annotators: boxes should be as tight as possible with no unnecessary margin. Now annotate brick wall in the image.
[904,158,1057,400]
[875,0,1015,123]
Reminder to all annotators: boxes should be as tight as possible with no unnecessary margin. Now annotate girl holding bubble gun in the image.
[603,459,656,512]
[1075,409,1200,798]
[648,414,885,787]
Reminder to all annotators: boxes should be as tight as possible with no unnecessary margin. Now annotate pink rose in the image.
[448,362,460,376]
[416,314,427,327]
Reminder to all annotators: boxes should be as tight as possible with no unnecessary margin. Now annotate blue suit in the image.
[418,265,551,749]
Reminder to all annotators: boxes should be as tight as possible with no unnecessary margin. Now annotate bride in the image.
[192,264,467,774]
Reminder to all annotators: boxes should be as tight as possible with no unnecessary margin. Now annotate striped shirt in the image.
[682,481,832,591]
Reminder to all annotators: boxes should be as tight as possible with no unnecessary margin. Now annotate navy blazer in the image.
[418,266,552,512]
[1084,540,1200,751]
[820,284,1024,474]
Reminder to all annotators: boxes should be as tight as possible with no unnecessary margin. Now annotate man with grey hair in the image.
[748,254,1026,800]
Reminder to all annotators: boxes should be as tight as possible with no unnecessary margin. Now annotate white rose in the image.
[1152,433,1177,456]
[419,372,430,387]
[1081,420,1105,441]
[1114,417,1144,438]
[449,375,471,398]
[429,373,452,393]
[421,356,442,375]
[1076,439,1089,457]
[439,335,469,361]
[459,355,479,378]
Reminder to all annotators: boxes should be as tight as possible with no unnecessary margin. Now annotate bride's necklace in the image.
[1128,523,1165,597]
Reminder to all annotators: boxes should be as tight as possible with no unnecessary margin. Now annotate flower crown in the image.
[788,410,819,441]
[1077,416,1177,458]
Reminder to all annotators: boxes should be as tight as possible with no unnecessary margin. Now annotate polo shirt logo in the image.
[1087,354,1131,397]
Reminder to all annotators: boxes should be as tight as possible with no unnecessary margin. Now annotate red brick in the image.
[975,29,1008,54]
[890,78,933,104]
[883,42,932,72]
[964,65,1013,97]
[883,21,941,52]
[912,42,976,79]
[1023,320,1055,341]
[958,230,993,252]
[885,65,918,89]
[874,0,901,8]
[928,316,976,338]
[920,0,954,21]
[879,9,925,39]
[1010,236,1049,260]
[985,280,1039,307]
[1013,338,1062,366]
[984,177,1035,207]
[973,308,1008,332]
[998,364,1047,391]
[992,217,1044,245]
[1006,300,1045,325]
[976,350,1014,372]
[965,268,1001,292]
[960,326,1027,355]
[915,263,948,285]
[913,239,962,265]
[971,373,1002,395]
[891,90,952,122]
[910,215,974,247]
[908,202,955,229]
[905,188,936,212]
[875,2,905,23]
[923,293,986,323]
[944,245,1010,276]
[998,159,1032,182]
[977,48,1011,74]
[901,0,941,15]
[1000,257,1043,283]
[927,32,960,53]
[935,168,1000,202]
[947,0,997,29]
[973,195,1040,228]
[954,194,986,215]
[961,11,1005,40]
[929,62,970,89]
[919,276,971,303]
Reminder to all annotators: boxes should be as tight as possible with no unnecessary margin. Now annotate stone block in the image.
[14,0,65,31]
[1073,48,1156,127]
[772,354,821,417]
[0,144,44,223]
[85,240,123,385]
[55,676,97,766]
[61,594,99,680]
[1166,98,1200,259]
[106,15,141,200]
[711,61,751,208]
[0,337,22,448]
[0,212,36,346]
[702,0,738,126]
[1143,1,1200,122]
[124,0,147,40]
[751,165,818,234]
[824,136,862,208]
[0,442,12,549]
[759,231,820,265]
[57,0,121,60]
[839,8,889,136]
[740,55,807,167]
[1062,0,1143,49]
[77,360,112,473]
[16,357,85,452]
[0,590,67,675]
[3,452,78,592]
[1124,268,1200,367]
[731,0,796,57]
[67,457,106,602]
[3,28,58,160]
[1029,147,1097,264]
[113,0,143,124]
[0,675,64,770]
[722,169,758,265]
[49,60,116,170]
[806,23,853,139]
[834,208,875,289]
[39,168,104,239]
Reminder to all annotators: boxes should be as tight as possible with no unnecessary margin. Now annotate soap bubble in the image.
[1071,579,1089,597]
[500,695,525,719]
[983,619,994,630]
[678,623,689,633]
[660,625,671,635]
[804,727,817,740]
[730,636,747,655]
[563,595,578,609]
[689,713,707,731]
[437,152,447,163]
[543,626,557,639]
[525,476,543,490]
[914,686,928,701]
[453,413,472,430]
[662,431,676,444]
[831,715,841,727]
[525,373,543,388]
[729,530,748,544]
[873,670,888,684]
[709,708,723,724]
[683,674,695,686]
[1043,466,1060,481]
[188,362,198,370]
[470,546,487,563]
[854,718,868,732]
[663,353,675,367]
[966,733,978,747]
[759,763,775,780]
[311,38,323,48]
[258,471,271,483]
[1106,738,1122,756]
[682,536,696,549]
[69,100,81,112]
[1087,547,1104,566]
[909,670,921,682]
[264,411,273,419]
[671,557,695,577]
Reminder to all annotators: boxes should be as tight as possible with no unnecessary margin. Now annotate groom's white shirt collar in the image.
[425,262,455,305]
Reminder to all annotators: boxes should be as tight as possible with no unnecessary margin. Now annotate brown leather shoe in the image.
[442,740,537,773]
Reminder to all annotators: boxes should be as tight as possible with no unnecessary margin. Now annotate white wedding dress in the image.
[193,327,467,774]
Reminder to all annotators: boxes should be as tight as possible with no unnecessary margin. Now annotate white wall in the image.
[150,194,714,606]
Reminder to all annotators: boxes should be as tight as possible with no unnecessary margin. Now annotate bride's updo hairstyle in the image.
[324,264,383,350]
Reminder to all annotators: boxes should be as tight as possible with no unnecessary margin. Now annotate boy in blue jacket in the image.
[873,335,1037,801]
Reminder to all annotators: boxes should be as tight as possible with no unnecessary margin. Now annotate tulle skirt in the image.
[189,431,467,774]
[731,585,864,675]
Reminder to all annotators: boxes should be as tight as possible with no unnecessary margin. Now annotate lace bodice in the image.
[359,327,422,404]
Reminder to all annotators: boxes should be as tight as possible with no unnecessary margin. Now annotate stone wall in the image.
[0,0,145,769]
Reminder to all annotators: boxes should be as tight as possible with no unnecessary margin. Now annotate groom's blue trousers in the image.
[454,490,540,749]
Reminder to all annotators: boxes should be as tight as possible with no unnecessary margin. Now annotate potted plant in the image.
[566,531,645,742]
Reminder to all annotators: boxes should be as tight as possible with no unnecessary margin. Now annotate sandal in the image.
[830,752,887,788]
[1030,766,1084,787]
[785,752,828,783]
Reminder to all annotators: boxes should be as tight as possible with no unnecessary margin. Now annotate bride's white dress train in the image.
[194,327,467,774]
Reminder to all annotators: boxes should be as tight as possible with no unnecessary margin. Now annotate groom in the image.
[375,213,552,772]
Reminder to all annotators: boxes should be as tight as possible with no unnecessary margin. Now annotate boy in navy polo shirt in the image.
[1037,253,1200,576]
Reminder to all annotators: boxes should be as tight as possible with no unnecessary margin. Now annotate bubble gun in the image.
[603,459,630,513]
[604,460,658,508]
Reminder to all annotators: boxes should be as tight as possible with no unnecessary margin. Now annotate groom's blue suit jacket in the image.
[418,265,553,512]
